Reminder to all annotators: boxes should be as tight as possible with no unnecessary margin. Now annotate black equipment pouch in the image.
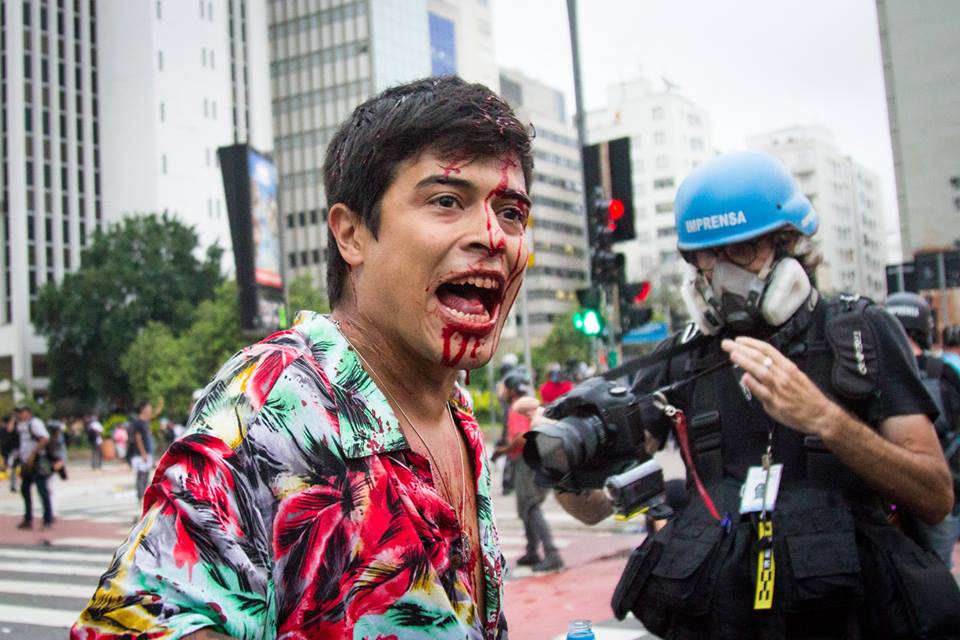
[772,506,863,612]
[856,518,960,639]
[825,296,880,400]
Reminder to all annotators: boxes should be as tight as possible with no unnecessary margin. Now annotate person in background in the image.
[15,404,53,530]
[497,370,564,572]
[942,324,960,376]
[538,362,574,405]
[884,293,960,568]
[129,399,162,503]
[2,414,18,492]
[112,421,128,461]
[85,414,104,470]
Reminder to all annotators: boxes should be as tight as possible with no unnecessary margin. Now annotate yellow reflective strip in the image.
[754,520,775,610]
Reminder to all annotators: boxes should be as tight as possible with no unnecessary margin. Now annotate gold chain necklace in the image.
[332,318,471,570]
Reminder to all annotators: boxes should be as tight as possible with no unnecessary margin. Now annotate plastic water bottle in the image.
[566,619,595,639]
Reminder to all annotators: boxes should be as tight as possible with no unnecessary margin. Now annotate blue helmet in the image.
[675,151,818,251]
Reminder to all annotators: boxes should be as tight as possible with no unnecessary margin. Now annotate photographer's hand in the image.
[721,336,831,435]
[722,335,953,524]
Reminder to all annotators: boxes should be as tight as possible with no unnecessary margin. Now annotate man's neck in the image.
[332,308,459,429]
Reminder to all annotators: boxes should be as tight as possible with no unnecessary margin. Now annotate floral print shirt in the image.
[71,312,506,640]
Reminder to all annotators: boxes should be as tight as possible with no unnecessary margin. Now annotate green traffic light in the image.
[582,309,603,336]
[572,312,585,331]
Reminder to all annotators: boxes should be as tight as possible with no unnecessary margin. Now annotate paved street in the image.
[0,457,656,639]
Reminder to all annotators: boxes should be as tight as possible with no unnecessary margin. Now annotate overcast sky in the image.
[491,0,899,252]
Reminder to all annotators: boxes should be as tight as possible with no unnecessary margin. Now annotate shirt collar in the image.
[292,311,476,460]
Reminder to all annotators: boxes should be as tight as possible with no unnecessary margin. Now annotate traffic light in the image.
[573,286,605,336]
[582,137,636,243]
[589,191,624,284]
[621,281,653,331]
[573,308,605,337]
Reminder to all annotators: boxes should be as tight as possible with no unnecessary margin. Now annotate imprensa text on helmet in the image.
[684,211,747,234]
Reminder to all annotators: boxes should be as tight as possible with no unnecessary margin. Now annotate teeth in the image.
[445,307,492,323]
[447,275,500,290]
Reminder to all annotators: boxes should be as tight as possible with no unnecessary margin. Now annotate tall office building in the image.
[748,126,887,300]
[499,68,586,342]
[586,78,715,290]
[0,0,101,395]
[98,0,274,266]
[270,0,497,289]
[877,0,960,258]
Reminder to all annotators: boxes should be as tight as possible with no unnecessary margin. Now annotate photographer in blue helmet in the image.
[555,151,958,638]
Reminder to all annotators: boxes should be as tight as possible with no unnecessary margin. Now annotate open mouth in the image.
[435,274,504,327]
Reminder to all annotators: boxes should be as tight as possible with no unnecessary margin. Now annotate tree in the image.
[531,311,592,381]
[181,280,247,384]
[287,273,330,318]
[33,213,223,408]
[121,322,194,418]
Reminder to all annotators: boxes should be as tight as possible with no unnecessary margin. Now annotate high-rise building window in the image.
[159,101,165,122]
[156,0,162,20]
[199,0,204,18]
[162,154,167,174]
[158,50,163,70]
[654,131,666,145]
[652,106,664,120]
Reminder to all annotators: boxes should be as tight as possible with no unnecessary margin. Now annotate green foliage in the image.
[0,380,53,420]
[180,281,247,383]
[287,273,330,317]
[33,213,223,407]
[121,322,195,419]
[120,281,248,420]
[102,413,128,438]
[532,311,592,380]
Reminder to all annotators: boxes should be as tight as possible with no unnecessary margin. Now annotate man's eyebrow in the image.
[415,175,532,207]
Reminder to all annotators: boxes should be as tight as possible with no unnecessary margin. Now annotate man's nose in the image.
[467,203,508,257]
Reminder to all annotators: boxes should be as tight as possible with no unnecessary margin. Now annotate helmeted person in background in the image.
[496,369,564,572]
[555,151,957,638]
[539,362,573,405]
[943,324,960,375]
[884,292,960,568]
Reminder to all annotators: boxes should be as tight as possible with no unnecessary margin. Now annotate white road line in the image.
[0,549,113,564]
[0,579,93,599]
[0,561,105,577]
[0,603,78,628]
[49,537,128,549]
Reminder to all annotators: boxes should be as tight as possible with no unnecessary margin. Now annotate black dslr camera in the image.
[522,376,669,519]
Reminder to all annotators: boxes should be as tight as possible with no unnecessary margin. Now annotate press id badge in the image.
[739,464,783,514]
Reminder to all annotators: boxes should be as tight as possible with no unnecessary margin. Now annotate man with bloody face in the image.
[72,77,533,640]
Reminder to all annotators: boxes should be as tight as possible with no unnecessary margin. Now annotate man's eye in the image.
[434,195,460,208]
[500,206,528,226]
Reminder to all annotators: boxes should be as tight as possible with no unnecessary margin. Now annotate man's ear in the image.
[327,203,366,267]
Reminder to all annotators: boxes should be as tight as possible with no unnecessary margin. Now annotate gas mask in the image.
[681,256,812,335]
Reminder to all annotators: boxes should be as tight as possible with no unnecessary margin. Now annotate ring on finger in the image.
[762,356,774,369]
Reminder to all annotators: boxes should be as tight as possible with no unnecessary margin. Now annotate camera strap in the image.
[601,331,713,382]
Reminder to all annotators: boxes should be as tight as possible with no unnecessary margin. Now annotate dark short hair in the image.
[323,76,534,307]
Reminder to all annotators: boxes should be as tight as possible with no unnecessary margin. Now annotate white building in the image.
[270,0,497,288]
[877,0,960,259]
[585,78,715,290]
[98,0,274,269]
[0,0,102,395]
[748,126,887,300]
[499,69,587,342]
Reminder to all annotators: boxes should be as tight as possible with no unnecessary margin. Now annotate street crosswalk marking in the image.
[51,536,129,549]
[0,560,105,578]
[0,548,113,564]
[0,603,78,628]
[0,579,93,599]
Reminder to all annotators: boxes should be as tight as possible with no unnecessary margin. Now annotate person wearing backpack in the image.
[14,404,53,530]
[884,292,960,568]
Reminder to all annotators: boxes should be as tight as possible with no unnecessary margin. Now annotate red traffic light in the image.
[607,221,617,232]
[633,281,651,303]
[608,198,625,221]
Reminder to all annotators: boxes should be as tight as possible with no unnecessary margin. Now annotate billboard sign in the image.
[219,144,286,332]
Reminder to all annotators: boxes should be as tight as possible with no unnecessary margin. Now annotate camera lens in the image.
[524,414,605,478]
